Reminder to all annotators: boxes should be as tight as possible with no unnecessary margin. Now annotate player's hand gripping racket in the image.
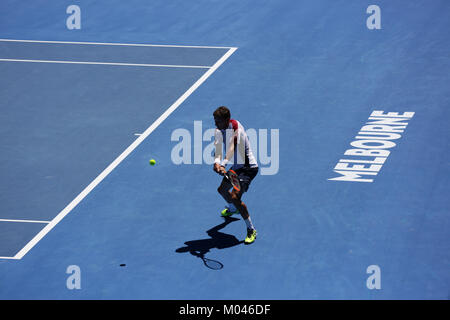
[221,169,241,192]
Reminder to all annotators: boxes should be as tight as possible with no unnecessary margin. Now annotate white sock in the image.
[244,217,255,230]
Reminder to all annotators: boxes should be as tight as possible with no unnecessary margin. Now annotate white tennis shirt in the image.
[214,119,258,170]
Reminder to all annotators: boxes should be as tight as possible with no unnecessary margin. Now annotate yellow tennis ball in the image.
[149,159,156,166]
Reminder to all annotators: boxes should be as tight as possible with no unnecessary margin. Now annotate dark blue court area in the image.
[0,0,449,299]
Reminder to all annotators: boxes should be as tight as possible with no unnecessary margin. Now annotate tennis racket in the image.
[201,256,224,270]
[222,169,241,192]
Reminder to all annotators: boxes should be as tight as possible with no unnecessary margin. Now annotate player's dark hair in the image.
[213,106,230,120]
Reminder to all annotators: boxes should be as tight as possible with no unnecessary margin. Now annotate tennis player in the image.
[213,106,259,244]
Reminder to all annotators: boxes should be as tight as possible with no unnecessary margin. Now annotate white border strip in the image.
[0,58,211,69]
[6,47,237,260]
[0,38,234,49]
[0,219,50,223]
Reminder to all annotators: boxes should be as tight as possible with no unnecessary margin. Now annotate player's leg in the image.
[230,189,257,244]
[217,178,238,216]
[230,188,248,218]
[230,166,258,217]
[230,167,259,244]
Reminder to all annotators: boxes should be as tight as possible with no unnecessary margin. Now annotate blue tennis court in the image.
[0,0,448,300]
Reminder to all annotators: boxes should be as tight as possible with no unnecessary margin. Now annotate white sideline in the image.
[0,58,211,69]
[0,219,50,223]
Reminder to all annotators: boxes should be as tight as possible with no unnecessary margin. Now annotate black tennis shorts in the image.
[222,166,258,193]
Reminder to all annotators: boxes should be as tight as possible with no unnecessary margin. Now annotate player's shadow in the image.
[175,216,244,270]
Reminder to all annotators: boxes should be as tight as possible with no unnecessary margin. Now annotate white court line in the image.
[0,219,50,224]
[0,38,234,49]
[7,46,238,260]
[0,58,211,69]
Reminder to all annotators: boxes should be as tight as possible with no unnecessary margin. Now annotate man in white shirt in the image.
[213,106,259,244]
